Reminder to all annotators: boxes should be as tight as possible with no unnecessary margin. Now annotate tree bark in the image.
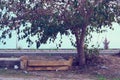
[75,26,86,67]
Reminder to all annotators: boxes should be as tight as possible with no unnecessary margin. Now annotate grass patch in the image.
[96,75,120,80]
[97,75,107,80]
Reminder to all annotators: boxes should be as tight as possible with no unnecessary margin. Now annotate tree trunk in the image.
[75,26,86,67]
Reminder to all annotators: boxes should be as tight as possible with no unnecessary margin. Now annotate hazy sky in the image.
[0,23,119,49]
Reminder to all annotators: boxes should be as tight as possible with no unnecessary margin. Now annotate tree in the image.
[0,0,120,67]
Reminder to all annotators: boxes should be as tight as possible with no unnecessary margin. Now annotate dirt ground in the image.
[0,55,120,80]
[91,55,120,79]
[0,69,96,80]
[0,74,95,80]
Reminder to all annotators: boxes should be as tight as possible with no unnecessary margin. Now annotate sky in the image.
[0,23,119,49]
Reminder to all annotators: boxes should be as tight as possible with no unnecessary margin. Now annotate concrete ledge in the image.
[0,58,20,68]
[0,58,20,61]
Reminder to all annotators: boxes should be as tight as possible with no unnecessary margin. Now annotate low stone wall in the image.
[0,49,119,53]
[0,49,77,54]
[0,49,119,58]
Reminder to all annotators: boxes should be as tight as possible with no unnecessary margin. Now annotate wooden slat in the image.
[28,60,72,67]
[27,66,69,71]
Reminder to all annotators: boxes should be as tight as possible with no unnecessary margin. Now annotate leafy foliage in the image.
[0,0,119,48]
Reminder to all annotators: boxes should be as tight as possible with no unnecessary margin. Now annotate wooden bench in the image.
[20,56,73,71]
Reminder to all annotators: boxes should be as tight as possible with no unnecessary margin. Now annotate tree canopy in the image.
[0,0,119,47]
[0,0,120,66]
